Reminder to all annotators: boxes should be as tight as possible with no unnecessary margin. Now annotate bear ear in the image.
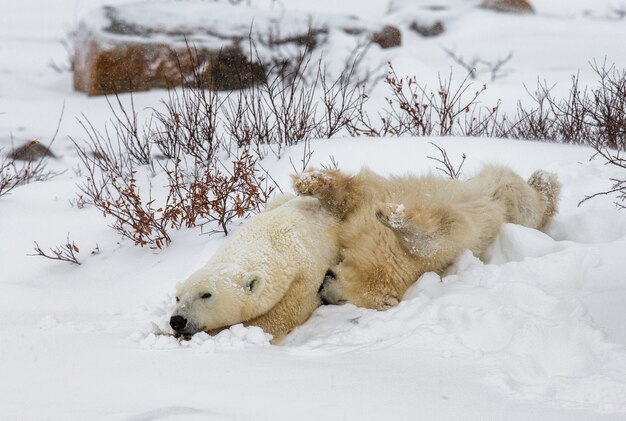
[244,276,263,294]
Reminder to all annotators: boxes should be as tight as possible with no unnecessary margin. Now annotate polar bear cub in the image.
[293,164,561,311]
[170,195,340,342]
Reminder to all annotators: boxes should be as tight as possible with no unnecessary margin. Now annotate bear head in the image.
[170,263,268,337]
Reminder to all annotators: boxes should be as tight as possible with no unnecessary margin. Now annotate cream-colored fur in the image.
[293,165,560,310]
[171,195,340,343]
[210,269,325,343]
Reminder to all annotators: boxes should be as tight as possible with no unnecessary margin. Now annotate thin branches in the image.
[427,142,466,179]
[0,104,65,198]
[442,47,514,82]
[30,234,81,265]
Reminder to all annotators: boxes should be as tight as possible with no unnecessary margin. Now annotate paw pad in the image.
[294,170,331,194]
[377,203,407,229]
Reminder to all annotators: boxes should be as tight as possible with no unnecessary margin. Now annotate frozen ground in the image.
[1,1,626,420]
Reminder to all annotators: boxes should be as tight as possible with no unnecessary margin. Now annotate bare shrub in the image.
[347,63,501,138]
[501,81,560,142]
[579,148,626,208]
[341,60,624,147]
[289,138,314,174]
[76,141,274,248]
[30,234,81,265]
[505,61,626,149]
[163,149,274,235]
[574,63,626,208]
[253,54,320,148]
[443,47,514,82]
[72,34,626,234]
[585,62,626,149]
[152,44,226,162]
[80,168,172,248]
[427,142,466,179]
[74,54,275,247]
[1,106,64,198]
[222,50,369,157]
[69,194,88,209]
[317,59,370,139]
[73,41,375,247]
[0,150,50,198]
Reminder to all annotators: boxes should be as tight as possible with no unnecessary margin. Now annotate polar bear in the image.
[170,195,340,343]
[293,164,560,310]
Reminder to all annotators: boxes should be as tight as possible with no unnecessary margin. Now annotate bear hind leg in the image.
[528,170,561,229]
[292,169,354,219]
[376,202,465,259]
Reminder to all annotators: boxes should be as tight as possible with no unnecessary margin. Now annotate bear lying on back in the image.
[293,164,560,310]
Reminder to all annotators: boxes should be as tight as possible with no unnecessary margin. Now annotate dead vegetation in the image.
[69,48,626,249]
[427,142,466,179]
[0,148,54,198]
[1,106,64,198]
[30,234,82,265]
[503,61,626,149]
[74,88,275,248]
[442,47,514,82]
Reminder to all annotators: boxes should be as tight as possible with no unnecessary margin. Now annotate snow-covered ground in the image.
[1,1,626,420]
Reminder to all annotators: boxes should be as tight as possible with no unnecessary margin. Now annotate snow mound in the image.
[485,223,575,264]
[282,225,626,412]
[134,219,626,412]
[135,325,272,353]
[131,296,272,352]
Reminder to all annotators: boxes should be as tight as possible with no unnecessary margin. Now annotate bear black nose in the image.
[170,315,187,331]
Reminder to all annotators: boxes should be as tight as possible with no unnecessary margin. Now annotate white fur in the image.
[171,196,340,338]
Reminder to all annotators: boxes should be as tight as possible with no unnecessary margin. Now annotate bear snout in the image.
[169,315,188,332]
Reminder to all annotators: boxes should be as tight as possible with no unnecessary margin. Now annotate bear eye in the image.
[201,292,212,299]
[175,296,180,303]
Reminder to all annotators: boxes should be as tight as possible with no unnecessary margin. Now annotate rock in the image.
[409,21,445,37]
[386,0,458,37]
[481,0,534,14]
[372,25,402,49]
[73,1,387,96]
[74,41,266,95]
[10,141,55,161]
[72,2,295,95]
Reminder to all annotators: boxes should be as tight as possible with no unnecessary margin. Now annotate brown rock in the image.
[204,47,266,91]
[74,40,266,96]
[72,2,390,95]
[10,141,55,161]
[409,21,445,37]
[372,26,402,49]
[481,0,534,14]
[72,3,321,95]
[77,43,150,95]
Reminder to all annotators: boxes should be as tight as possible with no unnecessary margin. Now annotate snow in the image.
[2,0,626,420]
[77,0,381,52]
[137,324,272,351]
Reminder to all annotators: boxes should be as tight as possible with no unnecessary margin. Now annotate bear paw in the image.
[293,170,334,196]
[376,203,408,230]
[528,169,561,225]
[319,272,348,306]
[380,296,400,310]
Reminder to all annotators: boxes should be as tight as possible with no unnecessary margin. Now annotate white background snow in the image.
[1,0,626,420]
